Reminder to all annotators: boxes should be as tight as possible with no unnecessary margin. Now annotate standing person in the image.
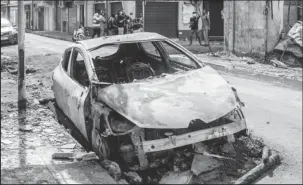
[201,9,210,46]
[124,13,132,34]
[99,10,107,37]
[189,12,202,46]
[117,10,126,35]
[108,14,117,36]
[92,12,101,38]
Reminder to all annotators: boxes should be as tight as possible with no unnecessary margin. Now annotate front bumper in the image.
[142,120,247,153]
[1,33,17,43]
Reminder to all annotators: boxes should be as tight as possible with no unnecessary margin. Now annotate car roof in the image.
[77,32,167,51]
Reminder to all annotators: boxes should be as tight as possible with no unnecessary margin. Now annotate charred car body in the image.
[51,32,247,170]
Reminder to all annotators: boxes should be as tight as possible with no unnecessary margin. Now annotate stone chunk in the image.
[191,154,222,176]
[221,142,236,155]
[159,171,193,184]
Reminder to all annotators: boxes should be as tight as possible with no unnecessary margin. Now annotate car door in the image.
[66,47,91,141]
[52,47,73,119]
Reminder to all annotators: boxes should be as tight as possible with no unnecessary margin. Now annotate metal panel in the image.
[139,2,178,38]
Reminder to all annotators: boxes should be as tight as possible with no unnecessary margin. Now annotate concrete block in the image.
[191,154,222,176]
[159,171,193,184]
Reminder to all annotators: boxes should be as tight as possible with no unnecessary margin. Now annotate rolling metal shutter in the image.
[136,1,178,38]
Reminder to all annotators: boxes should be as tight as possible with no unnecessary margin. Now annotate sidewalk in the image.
[25,30,223,54]
[26,30,302,90]
[1,99,118,184]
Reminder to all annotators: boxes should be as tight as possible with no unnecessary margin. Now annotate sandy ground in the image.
[1,33,302,184]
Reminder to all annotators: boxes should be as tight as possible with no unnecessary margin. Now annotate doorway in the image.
[203,0,224,39]
[38,7,44,31]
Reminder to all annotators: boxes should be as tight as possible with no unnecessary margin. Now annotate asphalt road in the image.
[2,33,302,184]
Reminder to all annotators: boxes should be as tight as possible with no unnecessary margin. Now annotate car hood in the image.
[96,66,237,129]
[1,26,13,33]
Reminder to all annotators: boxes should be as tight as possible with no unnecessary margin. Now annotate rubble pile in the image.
[89,135,273,184]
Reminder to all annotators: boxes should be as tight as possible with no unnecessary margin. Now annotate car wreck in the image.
[51,32,248,171]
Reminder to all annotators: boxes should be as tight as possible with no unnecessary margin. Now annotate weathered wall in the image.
[122,1,136,19]
[223,0,284,56]
[267,0,284,52]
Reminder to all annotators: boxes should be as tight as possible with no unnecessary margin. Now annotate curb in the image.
[26,31,302,90]
[26,30,73,42]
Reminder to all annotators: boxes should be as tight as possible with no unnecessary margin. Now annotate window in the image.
[70,49,89,87]
[94,3,105,14]
[160,41,199,69]
[62,49,72,72]
[140,42,161,57]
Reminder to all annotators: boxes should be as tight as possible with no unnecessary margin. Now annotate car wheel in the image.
[91,128,110,161]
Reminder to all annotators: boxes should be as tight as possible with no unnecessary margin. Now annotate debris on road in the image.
[39,97,55,105]
[221,142,237,155]
[75,152,99,161]
[270,59,289,69]
[60,143,76,149]
[1,139,13,145]
[125,171,142,184]
[101,159,122,181]
[159,171,193,184]
[19,125,33,132]
[234,151,280,184]
[191,154,222,176]
[262,146,270,163]
[52,152,74,160]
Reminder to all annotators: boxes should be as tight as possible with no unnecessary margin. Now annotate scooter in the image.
[72,30,85,42]
[131,18,143,33]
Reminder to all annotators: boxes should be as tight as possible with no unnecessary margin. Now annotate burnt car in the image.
[1,18,18,45]
[51,32,247,170]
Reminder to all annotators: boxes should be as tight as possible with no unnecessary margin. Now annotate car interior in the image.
[92,42,170,83]
[91,42,199,84]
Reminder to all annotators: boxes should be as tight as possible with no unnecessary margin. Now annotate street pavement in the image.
[1,33,302,184]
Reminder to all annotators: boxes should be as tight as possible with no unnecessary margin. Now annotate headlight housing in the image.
[223,108,241,121]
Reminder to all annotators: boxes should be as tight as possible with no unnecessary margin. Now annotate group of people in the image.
[91,10,143,38]
[189,9,210,46]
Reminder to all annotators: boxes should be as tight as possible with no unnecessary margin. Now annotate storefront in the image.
[136,0,179,38]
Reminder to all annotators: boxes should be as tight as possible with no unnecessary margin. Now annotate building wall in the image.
[223,0,284,55]
[122,1,136,19]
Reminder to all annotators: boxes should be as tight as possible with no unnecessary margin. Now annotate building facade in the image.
[2,0,296,56]
[223,0,285,55]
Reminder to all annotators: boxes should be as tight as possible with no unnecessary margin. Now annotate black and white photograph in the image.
[1,0,302,184]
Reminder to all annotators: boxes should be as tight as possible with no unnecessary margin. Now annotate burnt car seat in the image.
[126,62,155,82]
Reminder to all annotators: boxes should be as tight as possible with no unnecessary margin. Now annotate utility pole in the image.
[106,0,109,35]
[31,0,33,31]
[18,0,27,124]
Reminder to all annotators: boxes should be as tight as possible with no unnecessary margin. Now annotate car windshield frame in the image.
[1,19,12,27]
[88,40,204,84]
